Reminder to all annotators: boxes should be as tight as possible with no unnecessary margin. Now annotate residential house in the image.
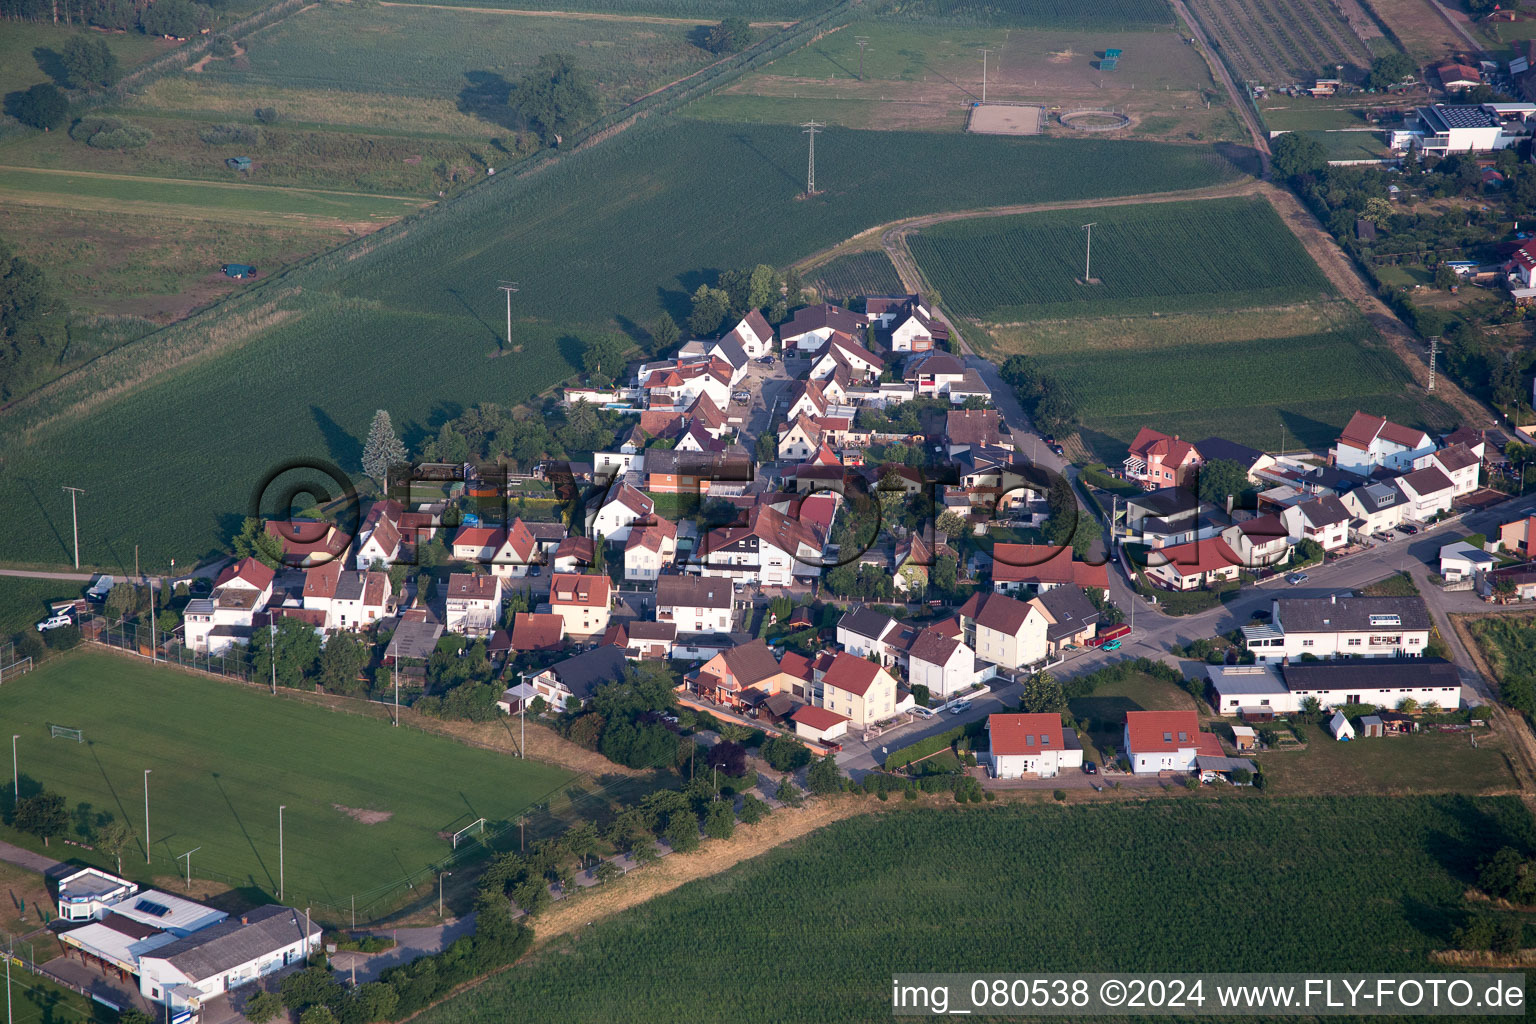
[836,605,898,661]
[807,333,884,383]
[956,591,1049,670]
[643,449,755,495]
[655,574,734,634]
[307,566,391,631]
[1193,437,1276,484]
[990,543,1108,595]
[1120,487,1214,549]
[1341,481,1410,536]
[904,351,968,396]
[602,620,677,660]
[1220,514,1292,568]
[443,573,503,637]
[353,500,403,570]
[1440,539,1496,581]
[866,294,948,352]
[1421,443,1482,496]
[1026,584,1100,655]
[692,638,796,708]
[1283,659,1460,712]
[450,518,538,578]
[1145,538,1242,591]
[723,309,775,359]
[780,303,866,351]
[792,705,849,744]
[778,415,828,462]
[784,380,830,422]
[1123,710,1223,774]
[1280,495,1352,551]
[1395,465,1456,520]
[903,627,976,699]
[987,713,1084,779]
[264,519,351,568]
[624,519,678,581]
[552,536,596,574]
[587,482,656,543]
[1330,411,1436,474]
[1478,559,1536,600]
[510,612,565,652]
[944,409,1008,456]
[548,573,613,639]
[817,651,899,728]
[523,645,629,710]
[1241,595,1432,663]
[1498,513,1536,556]
[1123,428,1202,489]
[894,532,956,594]
[694,503,826,586]
[183,558,276,655]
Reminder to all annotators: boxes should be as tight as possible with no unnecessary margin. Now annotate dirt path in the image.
[187,37,245,73]
[1168,0,1271,178]
[1422,0,1487,54]
[374,1,792,26]
[0,165,427,205]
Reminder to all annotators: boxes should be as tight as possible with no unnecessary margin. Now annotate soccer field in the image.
[2,652,572,919]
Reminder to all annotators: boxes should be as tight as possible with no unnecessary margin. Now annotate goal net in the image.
[451,818,486,849]
[50,725,83,743]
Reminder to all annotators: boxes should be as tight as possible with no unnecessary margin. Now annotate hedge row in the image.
[884,719,984,769]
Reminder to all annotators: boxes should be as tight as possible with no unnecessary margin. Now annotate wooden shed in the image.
[1231,724,1257,751]
[1359,714,1385,738]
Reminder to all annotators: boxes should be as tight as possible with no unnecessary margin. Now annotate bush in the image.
[254,106,280,123]
[210,33,236,57]
[762,734,812,772]
[739,794,769,825]
[664,814,699,852]
[242,992,282,1024]
[983,790,996,801]
[200,123,259,146]
[1052,789,1066,802]
[69,115,152,149]
[42,625,80,650]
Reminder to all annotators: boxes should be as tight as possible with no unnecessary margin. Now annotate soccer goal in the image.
[50,725,83,743]
[451,818,486,849]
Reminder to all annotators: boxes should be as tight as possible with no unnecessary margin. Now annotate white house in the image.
[1395,465,1456,520]
[1146,538,1243,590]
[780,303,866,351]
[451,519,539,578]
[1330,411,1436,475]
[956,591,1048,670]
[1206,659,1462,715]
[792,705,849,744]
[443,573,503,637]
[655,574,734,634]
[806,333,884,383]
[1341,481,1410,536]
[1241,595,1432,663]
[1440,539,1496,581]
[137,906,320,1017]
[548,573,613,639]
[1280,495,1352,551]
[694,503,825,587]
[836,605,897,661]
[1420,444,1481,496]
[987,713,1083,779]
[778,415,827,462]
[353,500,403,570]
[1123,710,1223,774]
[302,561,391,631]
[587,483,656,543]
[723,310,775,359]
[903,627,976,700]
[183,557,274,655]
[624,520,677,581]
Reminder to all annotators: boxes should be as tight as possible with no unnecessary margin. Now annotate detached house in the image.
[655,574,734,634]
[990,543,1108,596]
[1123,428,1202,489]
[587,482,656,543]
[524,645,629,710]
[695,503,825,586]
[1330,411,1436,475]
[1280,495,1352,551]
[1395,465,1456,520]
[956,591,1048,670]
[265,519,350,568]
[904,351,969,396]
[807,333,884,383]
[866,294,948,353]
[1342,481,1410,536]
[183,557,274,655]
[944,409,1008,456]
[781,303,866,351]
[691,639,795,708]
[836,605,898,662]
[1026,584,1100,655]
[444,573,503,637]
[1420,443,1481,496]
[723,310,775,359]
[1123,710,1223,774]
[903,627,976,699]
[354,500,403,570]
[988,713,1083,779]
[1145,537,1242,591]
[450,518,538,578]
[624,519,678,581]
[548,573,612,639]
[1220,514,1292,568]
[817,651,899,728]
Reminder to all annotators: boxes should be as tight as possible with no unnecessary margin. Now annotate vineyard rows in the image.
[412,798,1535,1023]
[808,250,904,305]
[909,197,1333,322]
[875,0,1173,29]
[1188,0,1374,85]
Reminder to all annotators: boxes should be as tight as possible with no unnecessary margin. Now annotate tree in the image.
[663,813,699,852]
[298,1008,338,1024]
[508,54,599,145]
[931,552,958,594]
[775,774,802,806]
[62,35,120,89]
[249,616,323,690]
[1271,131,1327,180]
[581,333,627,386]
[710,740,747,777]
[1366,51,1416,90]
[281,967,343,1012]
[316,631,369,694]
[936,509,970,538]
[140,0,213,37]
[347,982,398,1023]
[687,284,731,336]
[738,794,769,825]
[15,792,67,845]
[97,819,134,874]
[243,991,284,1024]
[362,410,407,489]
[233,516,285,568]
[9,84,68,131]
[805,753,844,795]
[1434,264,1460,291]
[650,312,680,353]
[703,799,735,839]
[1196,458,1251,508]
[762,734,811,772]
[1021,671,1066,714]
[703,16,752,54]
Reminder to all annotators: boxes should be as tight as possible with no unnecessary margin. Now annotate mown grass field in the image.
[807,249,904,304]
[412,797,1535,1022]
[910,197,1334,320]
[0,123,1249,568]
[0,652,573,917]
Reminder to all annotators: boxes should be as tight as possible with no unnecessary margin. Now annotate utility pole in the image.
[143,769,151,865]
[520,698,525,757]
[801,121,824,196]
[1080,223,1097,284]
[270,621,277,695]
[278,805,285,901]
[497,282,518,350]
[980,48,993,103]
[855,35,870,80]
[1428,335,1439,392]
[393,661,399,727]
[62,487,85,569]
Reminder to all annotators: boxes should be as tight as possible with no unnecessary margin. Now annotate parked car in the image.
[86,574,115,602]
[36,614,73,632]
[1400,523,1420,535]
[1250,609,1272,621]
[911,706,935,719]
[1082,761,1098,775]
[949,700,973,715]
[530,566,542,577]
[1285,572,1309,586]
[1050,444,1066,457]
[757,356,774,364]
[732,391,752,403]
[1042,435,1055,446]
[1101,639,1121,652]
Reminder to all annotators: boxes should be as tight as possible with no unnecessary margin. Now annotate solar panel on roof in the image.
[136,898,172,917]
[1105,48,1122,57]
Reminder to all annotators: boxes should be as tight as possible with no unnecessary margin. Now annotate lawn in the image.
[411,797,1536,1022]
[1068,669,1195,762]
[1259,730,1518,795]
[0,22,172,104]
[908,197,1334,321]
[0,121,1248,568]
[0,652,574,921]
[1467,614,1536,716]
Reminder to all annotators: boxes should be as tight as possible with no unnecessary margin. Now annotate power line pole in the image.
[62,487,85,569]
[1080,222,1097,283]
[497,282,518,350]
[855,36,870,80]
[801,120,824,196]
[1428,334,1439,392]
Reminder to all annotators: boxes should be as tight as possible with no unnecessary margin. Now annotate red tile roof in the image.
[1128,427,1200,468]
[1125,711,1222,754]
[512,612,565,651]
[957,590,1037,635]
[446,573,500,601]
[991,544,1109,589]
[792,705,848,731]
[216,556,276,592]
[1154,538,1241,577]
[822,651,888,697]
[988,713,1069,755]
[554,537,595,564]
[1337,411,1429,453]
[302,559,343,600]
[550,573,611,608]
[779,650,813,681]
[264,519,350,560]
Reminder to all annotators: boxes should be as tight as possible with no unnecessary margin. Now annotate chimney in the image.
[240,915,249,925]
[1330,593,1336,604]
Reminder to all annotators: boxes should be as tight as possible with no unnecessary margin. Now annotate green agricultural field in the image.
[0,22,172,104]
[0,122,1248,568]
[378,0,837,17]
[0,652,573,918]
[412,797,1535,1022]
[909,197,1334,321]
[0,577,85,638]
[807,249,904,304]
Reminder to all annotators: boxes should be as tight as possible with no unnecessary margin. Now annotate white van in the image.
[36,614,73,632]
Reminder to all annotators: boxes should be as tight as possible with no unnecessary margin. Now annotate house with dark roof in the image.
[903,351,967,396]
[444,573,502,637]
[1341,480,1410,536]
[525,645,629,709]
[1193,437,1275,482]
[1219,513,1292,568]
[1120,487,1217,550]
[656,574,734,634]
[1395,465,1456,519]
[136,905,320,1015]
[1242,595,1432,663]
[835,605,898,660]
[690,639,796,708]
[1027,584,1100,654]
[903,626,976,698]
[944,409,1008,455]
[723,309,774,359]
[1280,494,1353,551]
[956,591,1049,669]
[781,303,867,351]
[602,619,677,660]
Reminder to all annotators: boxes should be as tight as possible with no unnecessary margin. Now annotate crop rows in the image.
[909,197,1333,322]
[382,0,835,15]
[412,798,1536,1022]
[878,0,1173,30]
[808,250,905,305]
[1188,0,1373,85]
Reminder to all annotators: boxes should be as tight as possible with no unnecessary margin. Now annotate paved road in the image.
[0,839,65,876]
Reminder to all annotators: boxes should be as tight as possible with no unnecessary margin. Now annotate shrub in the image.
[69,115,152,149]
[243,992,282,1024]
[43,625,80,650]
[1052,789,1066,802]
[664,814,699,853]
[210,34,236,57]
[762,734,811,772]
[739,794,769,824]
[983,790,996,801]
[200,123,259,146]
[254,106,280,123]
